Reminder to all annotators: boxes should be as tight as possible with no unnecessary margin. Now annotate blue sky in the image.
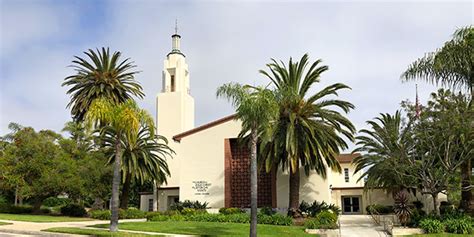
[0,0,472,149]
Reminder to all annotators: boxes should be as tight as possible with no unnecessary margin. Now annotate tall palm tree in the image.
[401,26,474,211]
[259,54,356,213]
[217,83,277,237]
[101,125,173,209]
[86,98,154,232]
[352,111,415,192]
[63,47,144,121]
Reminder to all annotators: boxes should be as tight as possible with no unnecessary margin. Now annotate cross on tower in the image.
[175,19,178,35]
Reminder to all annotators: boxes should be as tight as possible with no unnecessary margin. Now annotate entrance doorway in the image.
[342,196,361,214]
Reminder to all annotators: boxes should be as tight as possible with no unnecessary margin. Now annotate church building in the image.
[139,29,443,214]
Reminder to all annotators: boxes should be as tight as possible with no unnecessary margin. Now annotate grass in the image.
[0,221,11,225]
[406,234,474,237]
[89,221,314,236]
[0,213,93,222]
[46,227,155,236]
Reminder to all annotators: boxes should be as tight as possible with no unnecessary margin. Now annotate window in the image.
[171,75,175,92]
[344,168,349,183]
[148,199,154,212]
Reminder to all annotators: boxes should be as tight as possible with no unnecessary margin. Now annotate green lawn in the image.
[0,221,11,225]
[88,221,313,236]
[0,213,93,222]
[46,227,155,236]
[406,234,474,237]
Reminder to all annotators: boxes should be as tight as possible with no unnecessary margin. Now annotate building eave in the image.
[173,114,237,142]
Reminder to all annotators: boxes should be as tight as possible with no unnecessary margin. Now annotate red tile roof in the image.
[337,153,361,163]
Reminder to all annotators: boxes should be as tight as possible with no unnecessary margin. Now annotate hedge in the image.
[146,212,293,226]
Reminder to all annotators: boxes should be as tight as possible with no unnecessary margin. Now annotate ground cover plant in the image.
[304,210,338,229]
[89,208,147,220]
[145,209,293,226]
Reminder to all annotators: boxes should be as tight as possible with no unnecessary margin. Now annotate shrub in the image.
[394,191,411,226]
[259,206,276,216]
[120,208,146,219]
[0,196,7,205]
[412,200,424,210]
[89,210,111,220]
[366,204,393,214]
[304,218,338,229]
[0,204,33,214]
[60,203,86,217]
[219,207,244,215]
[163,210,180,216]
[43,197,71,207]
[90,208,146,220]
[146,211,291,226]
[419,218,445,234]
[408,208,426,227]
[258,213,292,226]
[299,200,341,217]
[444,217,473,234]
[170,200,208,211]
[439,201,456,216]
[180,208,198,216]
[315,211,338,225]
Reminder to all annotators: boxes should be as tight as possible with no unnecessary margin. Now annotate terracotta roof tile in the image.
[337,153,361,163]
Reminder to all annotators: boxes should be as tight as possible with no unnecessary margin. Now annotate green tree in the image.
[401,26,474,210]
[86,98,154,232]
[259,54,355,213]
[407,89,473,214]
[63,48,144,121]
[217,83,277,237]
[352,111,416,193]
[101,125,173,209]
[59,121,112,208]
[0,124,81,211]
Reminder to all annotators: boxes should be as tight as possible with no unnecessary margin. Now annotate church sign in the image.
[192,181,211,195]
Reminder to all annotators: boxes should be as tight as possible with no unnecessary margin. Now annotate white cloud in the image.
[0,0,472,150]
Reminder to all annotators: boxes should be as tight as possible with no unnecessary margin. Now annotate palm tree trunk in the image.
[288,160,300,213]
[110,138,122,232]
[153,180,158,212]
[460,158,472,212]
[120,172,132,209]
[249,129,258,237]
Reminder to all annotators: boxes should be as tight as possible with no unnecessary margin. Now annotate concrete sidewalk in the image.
[0,219,153,236]
[339,215,389,237]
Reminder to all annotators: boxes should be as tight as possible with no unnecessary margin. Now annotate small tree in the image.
[217,83,277,237]
[86,98,154,232]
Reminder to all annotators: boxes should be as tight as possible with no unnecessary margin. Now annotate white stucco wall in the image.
[177,119,242,208]
[276,167,332,209]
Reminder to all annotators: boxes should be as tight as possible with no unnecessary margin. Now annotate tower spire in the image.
[175,19,178,35]
[169,20,184,57]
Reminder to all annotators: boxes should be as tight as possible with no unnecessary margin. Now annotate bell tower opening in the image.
[171,75,176,92]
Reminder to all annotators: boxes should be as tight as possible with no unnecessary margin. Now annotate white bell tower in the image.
[155,23,195,195]
[156,23,195,139]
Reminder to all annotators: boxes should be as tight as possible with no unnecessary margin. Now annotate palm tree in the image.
[63,47,144,121]
[401,26,473,211]
[101,125,173,209]
[352,111,415,193]
[259,54,356,214]
[217,83,277,237]
[86,98,154,232]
